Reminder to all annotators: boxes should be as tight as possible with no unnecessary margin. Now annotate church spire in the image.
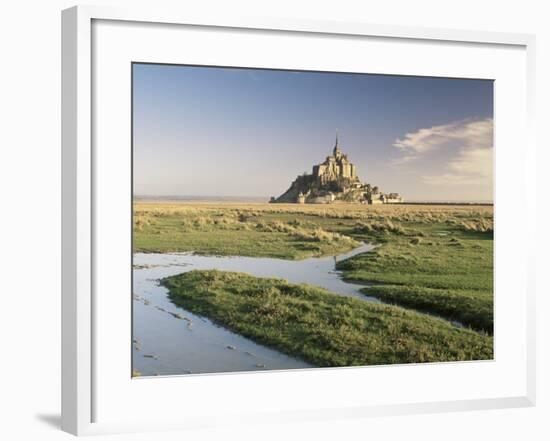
[333,130,341,157]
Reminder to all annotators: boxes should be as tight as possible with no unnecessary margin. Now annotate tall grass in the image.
[163,270,493,366]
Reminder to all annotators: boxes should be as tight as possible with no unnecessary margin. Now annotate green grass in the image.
[135,202,494,334]
[162,270,493,367]
[133,204,360,259]
[337,226,493,333]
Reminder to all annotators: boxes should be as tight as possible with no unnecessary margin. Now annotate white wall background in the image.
[0,1,547,440]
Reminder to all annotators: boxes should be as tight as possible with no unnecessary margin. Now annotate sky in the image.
[133,63,494,202]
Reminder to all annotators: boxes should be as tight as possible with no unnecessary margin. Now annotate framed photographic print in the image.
[62,5,536,436]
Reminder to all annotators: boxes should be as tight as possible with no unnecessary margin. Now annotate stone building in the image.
[271,134,403,205]
[312,136,358,185]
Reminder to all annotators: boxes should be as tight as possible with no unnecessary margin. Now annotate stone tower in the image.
[333,132,342,159]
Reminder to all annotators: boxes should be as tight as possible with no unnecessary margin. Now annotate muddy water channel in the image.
[133,243,376,376]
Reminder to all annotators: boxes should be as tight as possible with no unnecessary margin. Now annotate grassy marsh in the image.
[135,201,493,347]
[162,270,493,366]
[133,202,362,259]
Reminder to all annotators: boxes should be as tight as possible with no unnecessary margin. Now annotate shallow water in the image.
[132,243,376,377]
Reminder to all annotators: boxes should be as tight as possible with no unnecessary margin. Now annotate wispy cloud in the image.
[393,118,493,189]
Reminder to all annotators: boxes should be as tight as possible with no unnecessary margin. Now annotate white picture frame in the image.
[62,5,536,436]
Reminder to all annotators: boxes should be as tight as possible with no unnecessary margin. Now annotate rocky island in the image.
[271,135,403,204]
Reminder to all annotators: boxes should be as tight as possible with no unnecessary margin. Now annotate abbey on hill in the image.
[271,135,403,205]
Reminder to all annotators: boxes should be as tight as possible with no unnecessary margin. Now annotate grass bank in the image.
[337,223,493,333]
[135,202,493,332]
[133,203,360,259]
[162,270,493,367]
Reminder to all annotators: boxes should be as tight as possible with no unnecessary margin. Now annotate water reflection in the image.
[133,243,375,377]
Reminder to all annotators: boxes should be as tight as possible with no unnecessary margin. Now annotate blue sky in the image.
[133,63,493,202]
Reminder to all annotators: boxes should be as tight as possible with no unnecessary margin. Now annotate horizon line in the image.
[134,194,494,204]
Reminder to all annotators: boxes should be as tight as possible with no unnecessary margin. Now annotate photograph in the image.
[131,63,494,377]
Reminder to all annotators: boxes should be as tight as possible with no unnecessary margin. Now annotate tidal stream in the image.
[133,243,376,376]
